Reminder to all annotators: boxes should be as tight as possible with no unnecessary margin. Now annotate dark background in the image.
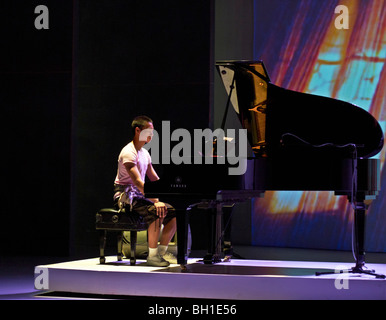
[1,1,73,255]
[1,0,218,256]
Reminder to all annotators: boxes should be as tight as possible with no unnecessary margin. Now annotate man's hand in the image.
[154,201,168,218]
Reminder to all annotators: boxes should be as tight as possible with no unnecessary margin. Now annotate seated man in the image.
[113,115,177,267]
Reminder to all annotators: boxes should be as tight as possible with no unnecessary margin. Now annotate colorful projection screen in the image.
[251,0,386,252]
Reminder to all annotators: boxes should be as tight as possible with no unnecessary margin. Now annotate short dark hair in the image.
[131,115,153,135]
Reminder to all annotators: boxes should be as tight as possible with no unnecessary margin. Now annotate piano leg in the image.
[223,204,235,261]
[203,205,222,264]
[176,208,189,268]
[353,201,366,269]
[350,198,385,278]
[317,196,385,279]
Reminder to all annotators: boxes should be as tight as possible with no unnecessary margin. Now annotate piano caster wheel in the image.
[223,255,232,262]
[180,264,188,272]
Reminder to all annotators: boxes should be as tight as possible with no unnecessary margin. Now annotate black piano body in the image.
[146,61,384,275]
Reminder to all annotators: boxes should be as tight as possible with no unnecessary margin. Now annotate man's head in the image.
[132,115,154,144]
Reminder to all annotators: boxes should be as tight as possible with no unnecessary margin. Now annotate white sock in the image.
[148,247,158,258]
[158,245,168,256]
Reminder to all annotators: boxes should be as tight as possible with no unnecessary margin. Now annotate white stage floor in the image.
[34,256,386,300]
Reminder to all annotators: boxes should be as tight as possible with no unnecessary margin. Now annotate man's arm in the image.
[146,163,168,218]
[146,163,159,182]
[124,162,167,217]
[124,162,145,194]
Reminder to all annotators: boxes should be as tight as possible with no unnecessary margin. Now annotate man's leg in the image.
[158,218,177,264]
[160,217,177,245]
[146,219,169,267]
[147,219,162,248]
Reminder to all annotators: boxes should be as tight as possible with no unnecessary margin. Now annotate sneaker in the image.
[161,252,177,264]
[147,254,170,267]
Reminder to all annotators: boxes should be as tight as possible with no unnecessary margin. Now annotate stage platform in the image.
[34,256,386,300]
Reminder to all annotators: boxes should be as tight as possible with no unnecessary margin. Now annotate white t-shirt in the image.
[114,141,152,186]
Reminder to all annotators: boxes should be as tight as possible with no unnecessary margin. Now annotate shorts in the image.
[113,195,176,229]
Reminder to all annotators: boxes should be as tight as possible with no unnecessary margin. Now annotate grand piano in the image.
[146,60,384,277]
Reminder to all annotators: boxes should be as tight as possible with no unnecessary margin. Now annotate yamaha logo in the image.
[171,176,187,188]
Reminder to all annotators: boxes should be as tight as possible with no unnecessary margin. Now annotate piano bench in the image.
[95,208,148,265]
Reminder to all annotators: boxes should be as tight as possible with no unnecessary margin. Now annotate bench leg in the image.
[117,231,123,261]
[130,231,137,265]
[99,230,107,264]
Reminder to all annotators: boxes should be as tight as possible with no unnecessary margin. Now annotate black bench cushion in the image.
[96,208,147,230]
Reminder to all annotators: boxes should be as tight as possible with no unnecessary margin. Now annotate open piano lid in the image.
[216,60,384,159]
